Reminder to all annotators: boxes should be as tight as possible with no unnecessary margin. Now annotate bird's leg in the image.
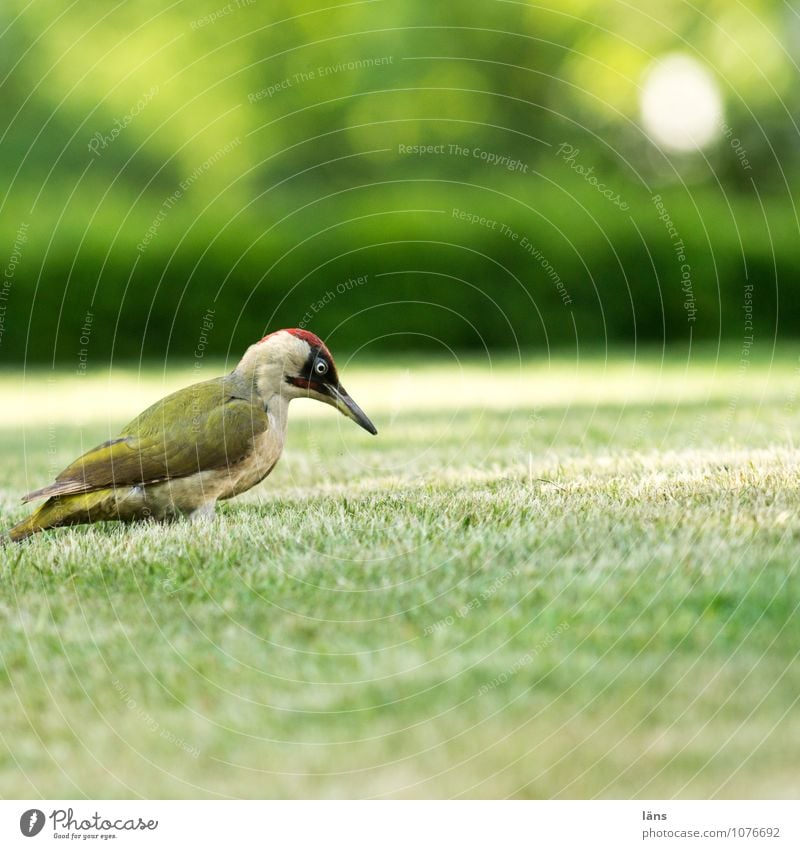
[188,502,217,522]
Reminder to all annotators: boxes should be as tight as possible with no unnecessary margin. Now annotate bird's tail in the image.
[7,499,63,542]
[7,491,110,542]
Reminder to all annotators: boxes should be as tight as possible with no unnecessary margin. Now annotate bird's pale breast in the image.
[98,417,286,521]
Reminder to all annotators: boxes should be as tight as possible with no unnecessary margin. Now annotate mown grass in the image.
[1,348,799,798]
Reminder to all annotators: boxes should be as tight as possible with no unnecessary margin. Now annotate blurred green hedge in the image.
[0,0,796,363]
[1,172,793,365]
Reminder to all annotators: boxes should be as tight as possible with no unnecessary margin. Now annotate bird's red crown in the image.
[259,327,332,360]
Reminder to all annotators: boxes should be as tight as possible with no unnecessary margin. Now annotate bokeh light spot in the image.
[640,53,724,152]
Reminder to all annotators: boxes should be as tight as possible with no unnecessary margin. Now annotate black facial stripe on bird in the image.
[302,347,337,383]
[286,375,328,393]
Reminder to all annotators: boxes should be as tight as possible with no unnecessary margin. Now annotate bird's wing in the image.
[22,379,269,502]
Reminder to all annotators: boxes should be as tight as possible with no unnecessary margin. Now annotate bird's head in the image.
[238,328,377,434]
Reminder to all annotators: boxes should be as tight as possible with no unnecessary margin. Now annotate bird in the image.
[7,328,376,542]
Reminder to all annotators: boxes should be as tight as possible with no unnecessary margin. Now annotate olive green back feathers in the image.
[23,377,268,502]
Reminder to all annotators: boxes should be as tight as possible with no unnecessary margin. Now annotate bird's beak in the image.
[326,384,378,435]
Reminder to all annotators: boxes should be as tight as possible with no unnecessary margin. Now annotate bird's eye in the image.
[314,359,328,376]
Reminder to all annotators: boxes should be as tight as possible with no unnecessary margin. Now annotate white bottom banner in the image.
[2,800,798,848]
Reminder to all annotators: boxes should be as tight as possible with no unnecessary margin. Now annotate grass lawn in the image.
[1,346,799,798]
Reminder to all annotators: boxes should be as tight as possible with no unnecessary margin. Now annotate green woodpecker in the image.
[8,329,376,542]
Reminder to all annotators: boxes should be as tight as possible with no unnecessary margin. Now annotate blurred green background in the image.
[1,0,798,363]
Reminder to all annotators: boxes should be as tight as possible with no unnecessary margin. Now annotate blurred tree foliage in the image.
[0,0,797,363]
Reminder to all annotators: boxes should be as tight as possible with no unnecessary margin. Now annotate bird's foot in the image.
[188,502,217,522]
